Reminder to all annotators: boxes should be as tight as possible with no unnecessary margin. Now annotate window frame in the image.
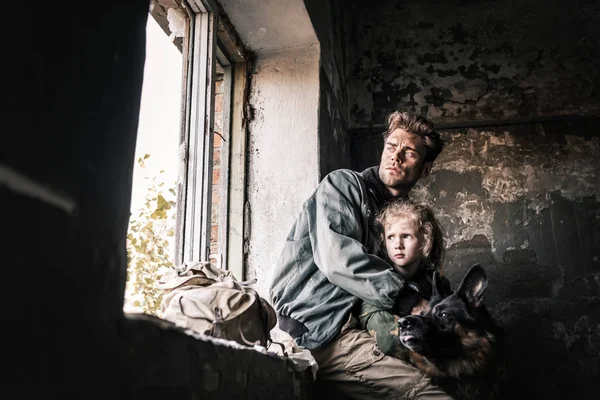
[173,0,249,279]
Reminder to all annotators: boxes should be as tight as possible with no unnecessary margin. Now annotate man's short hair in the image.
[383,111,445,163]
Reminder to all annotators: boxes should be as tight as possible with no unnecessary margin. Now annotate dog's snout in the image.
[399,317,412,330]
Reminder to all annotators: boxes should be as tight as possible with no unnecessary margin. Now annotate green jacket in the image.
[269,168,407,349]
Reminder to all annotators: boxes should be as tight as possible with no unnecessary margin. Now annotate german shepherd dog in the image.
[398,264,505,399]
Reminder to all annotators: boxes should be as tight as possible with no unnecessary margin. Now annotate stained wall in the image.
[345,0,600,398]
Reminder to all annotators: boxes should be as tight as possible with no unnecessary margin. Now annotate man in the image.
[269,111,450,399]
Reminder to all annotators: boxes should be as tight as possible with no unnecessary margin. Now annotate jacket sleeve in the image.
[309,170,405,309]
[357,302,411,359]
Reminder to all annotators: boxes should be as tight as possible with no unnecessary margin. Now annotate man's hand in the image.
[410,297,430,315]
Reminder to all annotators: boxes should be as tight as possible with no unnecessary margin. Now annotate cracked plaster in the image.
[345,0,600,127]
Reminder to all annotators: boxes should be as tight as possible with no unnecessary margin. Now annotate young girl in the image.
[358,200,450,358]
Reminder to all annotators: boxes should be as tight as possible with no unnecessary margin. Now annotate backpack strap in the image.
[211,307,224,338]
[257,298,272,344]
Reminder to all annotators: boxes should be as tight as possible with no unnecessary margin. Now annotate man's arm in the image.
[309,170,406,309]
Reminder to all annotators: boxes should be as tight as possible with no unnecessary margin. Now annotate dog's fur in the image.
[398,264,505,399]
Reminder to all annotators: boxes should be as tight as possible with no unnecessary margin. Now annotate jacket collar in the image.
[360,165,408,207]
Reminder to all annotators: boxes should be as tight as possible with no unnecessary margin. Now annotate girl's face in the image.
[384,217,423,279]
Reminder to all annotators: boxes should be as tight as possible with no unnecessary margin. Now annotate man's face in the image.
[379,128,431,197]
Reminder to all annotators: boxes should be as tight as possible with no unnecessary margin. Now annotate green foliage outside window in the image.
[124,155,177,316]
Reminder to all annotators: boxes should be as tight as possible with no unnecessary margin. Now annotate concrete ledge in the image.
[122,313,315,399]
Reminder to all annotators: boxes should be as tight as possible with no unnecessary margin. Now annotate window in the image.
[125,0,249,314]
[175,0,219,266]
[124,11,183,315]
[175,0,248,281]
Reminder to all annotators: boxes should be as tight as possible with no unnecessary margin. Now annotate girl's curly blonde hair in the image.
[375,200,445,272]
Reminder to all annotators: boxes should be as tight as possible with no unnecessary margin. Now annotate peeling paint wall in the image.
[412,124,600,250]
[346,0,600,397]
[353,120,600,260]
[353,120,600,399]
[345,0,600,127]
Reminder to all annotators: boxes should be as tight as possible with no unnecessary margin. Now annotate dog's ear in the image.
[431,271,452,300]
[456,264,488,308]
[431,271,443,300]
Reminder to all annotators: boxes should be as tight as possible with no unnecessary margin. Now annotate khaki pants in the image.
[311,315,453,400]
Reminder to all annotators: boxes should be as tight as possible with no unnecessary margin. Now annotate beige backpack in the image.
[157,261,277,347]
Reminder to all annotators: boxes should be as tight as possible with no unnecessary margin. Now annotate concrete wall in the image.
[245,45,321,299]
[346,0,600,128]
[352,121,600,398]
[5,1,313,397]
[244,1,350,302]
[347,0,600,398]
[304,0,352,178]
[217,0,322,298]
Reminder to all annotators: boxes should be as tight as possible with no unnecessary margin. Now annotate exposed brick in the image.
[211,206,219,224]
[213,148,221,165]
[211,224,218,242]
[215,94,223,112]
[214,115,223,134]
[212,168,221,184]
[213,132,222,147]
